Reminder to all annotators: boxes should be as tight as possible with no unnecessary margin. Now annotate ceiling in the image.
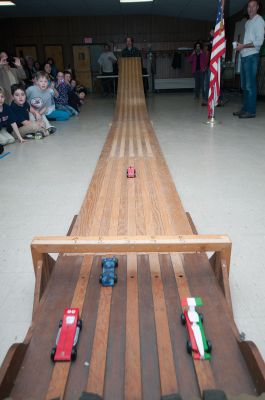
[0,0,246,20]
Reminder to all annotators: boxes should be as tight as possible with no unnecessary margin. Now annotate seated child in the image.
[10,83,49,139]
[70,79,77,91]
[0,86,25,145]
[26,71,70,125]
[68,82,87,113]
[55,72,78,116]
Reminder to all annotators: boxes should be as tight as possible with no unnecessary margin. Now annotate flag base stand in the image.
[205,116,218,127]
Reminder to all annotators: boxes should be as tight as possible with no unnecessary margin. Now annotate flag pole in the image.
[205,0,226,127]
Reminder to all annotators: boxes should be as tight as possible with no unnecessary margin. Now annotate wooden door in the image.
[44,45,64,71]
[15,46,37,60]
[73,45,92,91]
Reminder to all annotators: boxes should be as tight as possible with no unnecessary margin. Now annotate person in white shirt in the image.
[233,0,265,118]
[98,44,117,96]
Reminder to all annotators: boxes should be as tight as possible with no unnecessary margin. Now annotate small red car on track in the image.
[51,308,82,362]
[127,166,136,178]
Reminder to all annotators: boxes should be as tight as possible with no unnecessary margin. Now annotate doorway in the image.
[72,45,92,92]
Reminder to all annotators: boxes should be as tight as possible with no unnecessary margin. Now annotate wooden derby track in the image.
[0,58,264,400]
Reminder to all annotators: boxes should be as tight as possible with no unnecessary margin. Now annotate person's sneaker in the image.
[238,112,256,119]
[233,110,243,116]
[25,133,35,139]
[48,126,57,134]
[35,131,43,140]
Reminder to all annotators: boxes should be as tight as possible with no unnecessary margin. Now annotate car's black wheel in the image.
[71,346,77,361]
[114,274,118,283]
[186,340,192,354]
[77,319,82,331]
[99,275,102,283]
[181,313,186,325]
[199,313,204,323]
[50,347,56,362]
[59,319,63,328]
[113,257,118,266]
[207,340,212,353]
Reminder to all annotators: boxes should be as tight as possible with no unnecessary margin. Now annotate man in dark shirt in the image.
[122,37,141,58]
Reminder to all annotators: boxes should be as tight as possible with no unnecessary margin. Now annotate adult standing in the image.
[121,37,141,58]
[121,37,148,94]
[233,0,265,118]
[98,44,117,96]
[46,58,58,79]
[188,42,206,99]
[43,63,55,87]
[0,51,26,104]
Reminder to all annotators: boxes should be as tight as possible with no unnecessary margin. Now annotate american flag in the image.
[208,0,226,118]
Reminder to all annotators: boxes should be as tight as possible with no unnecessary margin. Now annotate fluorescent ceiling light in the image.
[120,0,153,3]
[0,1,15,5]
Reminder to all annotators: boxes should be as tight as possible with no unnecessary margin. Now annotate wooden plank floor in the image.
[6,58,263,399]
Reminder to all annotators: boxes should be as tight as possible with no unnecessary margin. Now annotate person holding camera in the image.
[0,51,26,104]
[187,41,206,100]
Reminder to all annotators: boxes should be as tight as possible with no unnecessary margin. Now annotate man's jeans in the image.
[241,53,259,115]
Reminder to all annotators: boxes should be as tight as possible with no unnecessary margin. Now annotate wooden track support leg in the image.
[209,248,233,314]
[32,253,55,317]
[187,212,233,314]
[209,245,232,278]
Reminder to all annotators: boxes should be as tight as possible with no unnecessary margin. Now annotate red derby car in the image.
[127,166,136,178]
[51,308,82,362]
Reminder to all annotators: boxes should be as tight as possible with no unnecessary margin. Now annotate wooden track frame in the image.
[31,234,232,310]
[31,234,231,269]
[31,235,231,271]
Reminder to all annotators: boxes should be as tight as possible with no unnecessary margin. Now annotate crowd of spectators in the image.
[0,52,87,153]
